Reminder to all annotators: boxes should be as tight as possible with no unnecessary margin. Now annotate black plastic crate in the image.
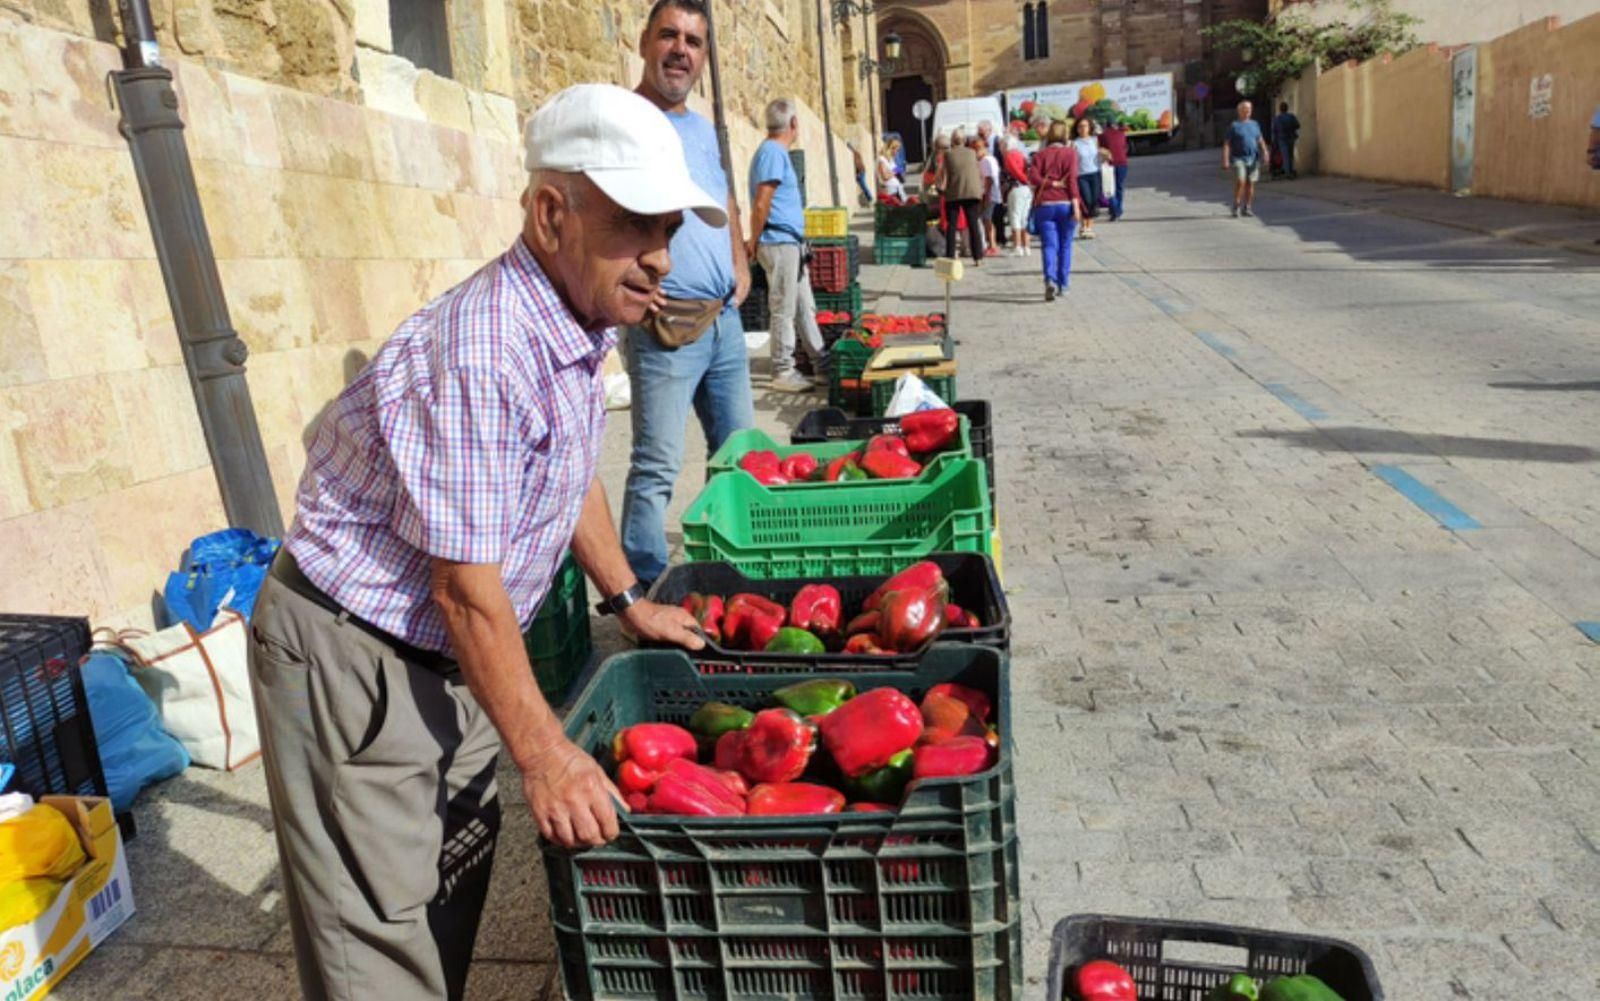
[739,262,770,333]
[791,400,995,512]
[1048,915,1384,1001]
[647,552,1009,671]
[0,614,108,804]
[547,647,1021,1001]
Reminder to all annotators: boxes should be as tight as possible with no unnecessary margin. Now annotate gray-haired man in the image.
[746,98,826,393]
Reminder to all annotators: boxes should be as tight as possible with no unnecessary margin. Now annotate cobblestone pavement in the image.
[55,153,1600,999]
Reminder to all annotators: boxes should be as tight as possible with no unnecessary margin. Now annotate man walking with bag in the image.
[248,84,713,1001]
[620,0,755,588]
[748,98,827,392]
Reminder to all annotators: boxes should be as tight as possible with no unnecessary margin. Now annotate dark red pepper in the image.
[899,408,961,453]
[746,782,847,816]
[714,730,743,772]
[681,593,726,642]
[876,587,947,652]
[612,723,697,772]
[919,691,989,744]
[864,562,949,612]
[818,687,923,777]
[943,603,980,629]
[732,708,817,783]
[723,593,787,650]
[845,609,880,636]
[858,448,923,480]
[646,758,747,816]
[925,683,991,723]
[789,584,842,637]
[843,633,891,655]
[912,735,996,779]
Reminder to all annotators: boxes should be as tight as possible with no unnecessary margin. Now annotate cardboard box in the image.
[0,797,134,1001]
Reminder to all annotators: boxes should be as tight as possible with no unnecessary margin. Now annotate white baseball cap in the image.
[524,83,728,228]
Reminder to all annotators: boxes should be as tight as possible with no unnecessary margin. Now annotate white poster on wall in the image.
[1528,74,1554,119]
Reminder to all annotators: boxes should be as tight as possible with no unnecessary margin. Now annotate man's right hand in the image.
[521,736,623,848]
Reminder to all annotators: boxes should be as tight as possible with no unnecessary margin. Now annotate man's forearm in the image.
[570,476,637,599]
[432,563,559,772]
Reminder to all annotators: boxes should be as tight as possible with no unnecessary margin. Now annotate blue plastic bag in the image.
[163,528,281,630]
[80,652,189,812]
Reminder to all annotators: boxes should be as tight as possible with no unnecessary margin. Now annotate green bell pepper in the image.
[764,627,827,655]
[688,702,755,743]
[1260,975,1345,1001]
[772,678,856,715]
[844,748,913,804]
[1206,972,1260,1001]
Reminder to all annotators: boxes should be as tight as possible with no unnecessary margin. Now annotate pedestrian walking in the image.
[1098,119,1130,220]
[1002,135,1033,257]
[748,98,827,392]
[1028,120,1082,301]
[1071,117,1103,239]
[1224,101,1269,217]
[877,137,906,202]
[975,135,1003,255]
[1272,101,1301,179]
[246,82,716,1001]
[848,141,873,205]
[936,127,987,264]
[620,0,755,589]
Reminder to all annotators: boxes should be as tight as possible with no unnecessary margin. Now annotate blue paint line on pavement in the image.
[1577,622,1600,644]
[1262,382,1329,421]
[1154,298,1190,316]
[1372,464,1482,531]
[1194,331,1237,357]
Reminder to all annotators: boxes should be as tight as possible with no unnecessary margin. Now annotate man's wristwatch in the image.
[594,582,646,617]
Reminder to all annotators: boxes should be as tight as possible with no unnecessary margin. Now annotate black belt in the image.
[268,551,458,676]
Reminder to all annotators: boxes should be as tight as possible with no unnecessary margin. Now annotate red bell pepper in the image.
[711,768,749,799]
[746,782,847,816]
[843,632,891,655]
[732,708,817,783]
[789,584,842,637]
[919,691,989,744]
[624,791,649,813]
[646,758,747,816]
[617,759,661,795]
[823,450,864,482]
[899,408,960,454]
[714,730,743,772]
[942,603,980,630]
[1074,959,1137,1001]
[846,802,895,813]
[925,682,991,723]
[859,448,923,480]
[681,593,726,643]
[876,587,947,652]
[846,609,880,636]
[818,687,923,776]
[612,723,697,772]
[865,434,911,458]
[912,735,996,779]
[723,593,787,650]
[779,453,819,482]
[864,562,948,612]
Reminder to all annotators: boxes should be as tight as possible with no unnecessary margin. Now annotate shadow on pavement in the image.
[1488,380,1600,393]
[1237,426,1600,464]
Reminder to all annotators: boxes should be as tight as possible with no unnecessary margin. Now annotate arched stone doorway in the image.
[877,9,947,166]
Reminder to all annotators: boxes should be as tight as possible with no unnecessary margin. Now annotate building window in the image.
[1024,2,1049,61]
[390,0,453,78]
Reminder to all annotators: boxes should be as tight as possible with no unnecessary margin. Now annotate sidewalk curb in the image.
[1271,178,1600,258]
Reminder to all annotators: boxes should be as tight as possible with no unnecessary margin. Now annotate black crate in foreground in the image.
[648,552,1009,672]
[547,647,1020,1001]
[0,614,107,803]
[1048,915,1383,1001]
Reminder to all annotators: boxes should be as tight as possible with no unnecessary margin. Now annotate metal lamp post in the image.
[860,33,901,151]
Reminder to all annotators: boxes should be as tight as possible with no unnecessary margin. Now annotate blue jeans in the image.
[1110,164,1128,219]
[620,311,754,582]
[1036,202,1077,290]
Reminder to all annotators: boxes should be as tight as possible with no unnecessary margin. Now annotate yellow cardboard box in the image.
[0,798,134,1001]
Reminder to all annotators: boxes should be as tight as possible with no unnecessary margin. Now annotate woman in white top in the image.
[877,139,905,202]
[974,137,1002,256]
[1071,117,1103,240]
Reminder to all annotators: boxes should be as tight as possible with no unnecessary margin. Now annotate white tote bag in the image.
[121,611,261,772]
[1100,162,1117,200]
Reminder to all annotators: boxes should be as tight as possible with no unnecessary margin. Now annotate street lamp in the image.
[859,31,902,78]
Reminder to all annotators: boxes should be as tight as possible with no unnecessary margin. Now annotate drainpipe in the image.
[813,0,843,206]
[112,0,285,537]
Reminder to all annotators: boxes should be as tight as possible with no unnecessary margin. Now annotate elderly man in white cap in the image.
[246,83,718,1001]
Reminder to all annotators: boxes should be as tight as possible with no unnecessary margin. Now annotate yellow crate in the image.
[804,207,850,239]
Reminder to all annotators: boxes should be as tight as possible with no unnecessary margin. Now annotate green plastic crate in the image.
[546,646,1021,1001]
[705,423,974,488]
[871,371,958,417]
[814,283,863,320]
[874,235,927,267]
[827,338,874,413]
[874,201,928,238]
[524,552,592,702]
[681,459,994,579]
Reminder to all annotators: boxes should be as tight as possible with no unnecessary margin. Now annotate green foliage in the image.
[1204,0,1419,99]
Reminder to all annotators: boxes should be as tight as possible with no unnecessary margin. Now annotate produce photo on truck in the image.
[1001,72,1178,150]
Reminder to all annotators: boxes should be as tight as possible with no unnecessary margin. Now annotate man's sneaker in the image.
[1242,206,1254,217]
[770,372,813,393]
[1231,204,1240,218]
[1044,283,1057,302]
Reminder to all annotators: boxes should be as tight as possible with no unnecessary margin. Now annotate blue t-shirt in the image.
[1228,119,1264,161]
[749,139,805,245]
[660,110,735,305]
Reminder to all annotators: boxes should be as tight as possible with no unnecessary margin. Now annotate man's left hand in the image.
[622,599,706,650]
[733,261,752,307]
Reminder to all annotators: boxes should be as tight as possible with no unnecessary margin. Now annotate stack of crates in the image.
[874,202,930,268]
[827,337,874,413]
[521,552,592,704]
[807,236,860,293]
[806,209,863,328]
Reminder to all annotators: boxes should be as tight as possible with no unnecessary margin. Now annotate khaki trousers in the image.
[248,573,502,1001]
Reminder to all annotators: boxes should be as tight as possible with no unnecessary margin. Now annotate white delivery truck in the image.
[929,95,1007,147]
[999,73,1178,151]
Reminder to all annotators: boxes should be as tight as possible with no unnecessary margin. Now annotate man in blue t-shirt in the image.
[748,99,827,394]
[1223,100,1270,218]
[620,0,755,586]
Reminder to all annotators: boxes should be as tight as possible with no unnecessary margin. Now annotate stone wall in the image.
[1270,0,1600,48]
[1315,44,1453,188]
[0,2,866,628]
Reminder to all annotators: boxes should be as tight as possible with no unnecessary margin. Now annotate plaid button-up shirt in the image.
[286,238,614,654]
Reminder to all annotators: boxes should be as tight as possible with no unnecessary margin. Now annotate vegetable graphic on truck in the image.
[1001,72,1179,143]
